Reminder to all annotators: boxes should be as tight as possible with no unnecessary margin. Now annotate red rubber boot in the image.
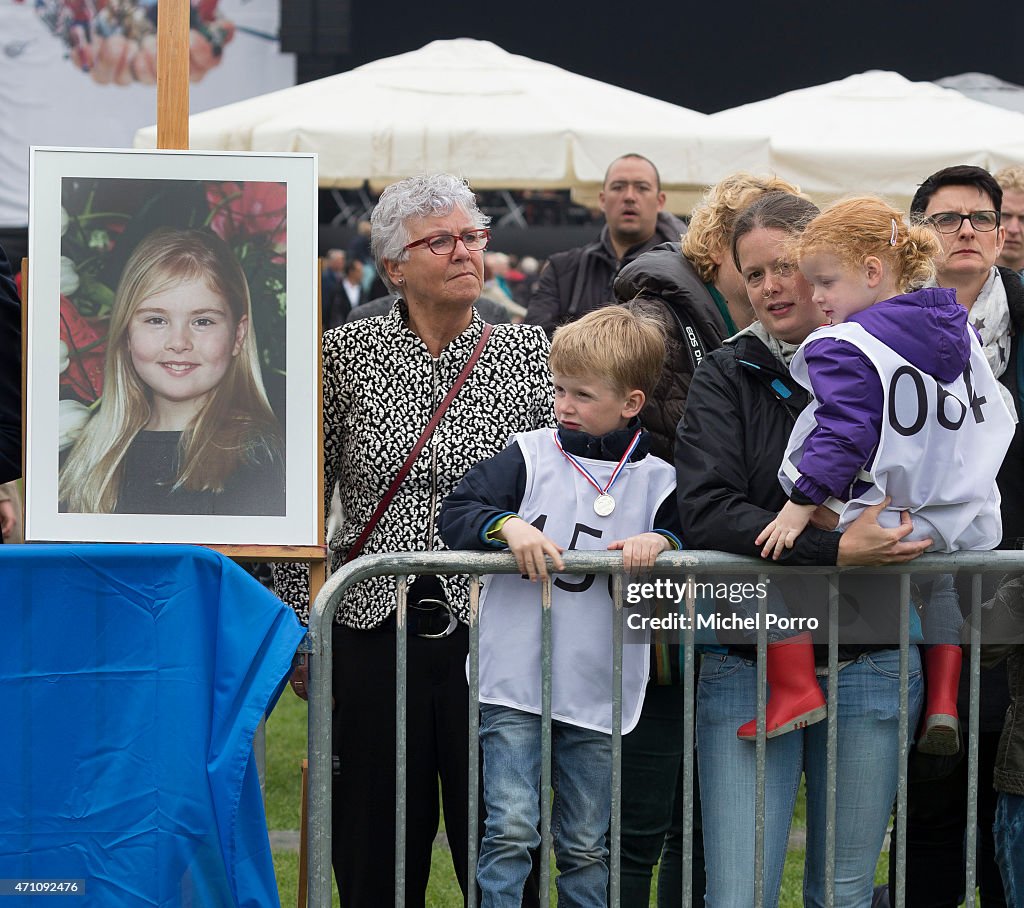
[917,644,962,756]
[737,632,827,741]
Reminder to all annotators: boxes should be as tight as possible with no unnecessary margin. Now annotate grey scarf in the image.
[968,267,1012,381]
[727,319,802,370]
[927,267,1016,417]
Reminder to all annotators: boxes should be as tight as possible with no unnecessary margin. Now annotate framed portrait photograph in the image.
[26,147,319,545]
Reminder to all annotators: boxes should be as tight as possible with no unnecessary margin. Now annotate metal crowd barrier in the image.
[299,549,1024,908]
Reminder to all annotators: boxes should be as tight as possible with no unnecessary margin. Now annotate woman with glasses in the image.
[888,164,1024,907]
[276,173,553,908]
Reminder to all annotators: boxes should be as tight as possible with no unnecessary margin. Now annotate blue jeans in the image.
[478,704,611,908]
[916,573,962,645]
[995,792,1024,907]
[697,647,923,907]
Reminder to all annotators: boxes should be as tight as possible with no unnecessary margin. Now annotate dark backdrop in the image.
[283,0,1024,113]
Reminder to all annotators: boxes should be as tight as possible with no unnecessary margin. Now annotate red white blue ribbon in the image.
[552,427,642,498]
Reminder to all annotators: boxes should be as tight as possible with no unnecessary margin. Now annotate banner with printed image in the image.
[0,0,295,226]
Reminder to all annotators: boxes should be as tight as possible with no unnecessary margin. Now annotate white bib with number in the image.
[477,429,675,733]
[782,322,1014,552]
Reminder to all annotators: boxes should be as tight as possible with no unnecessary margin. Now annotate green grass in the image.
[265,694,892,907]
[265,688,307,832]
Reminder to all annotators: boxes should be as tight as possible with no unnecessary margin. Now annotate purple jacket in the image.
[794,287,971,504]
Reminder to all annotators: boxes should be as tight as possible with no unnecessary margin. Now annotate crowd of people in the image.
[4,154,1024,907]
[275,157,1024,908]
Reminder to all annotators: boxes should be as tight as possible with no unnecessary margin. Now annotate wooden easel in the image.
[18,0,328,602]
[155,20,326,908]
[19,10,327,902]
[155,0,329,603]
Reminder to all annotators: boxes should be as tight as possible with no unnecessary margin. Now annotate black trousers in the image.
[330,618,541,908]
[889,729,1006,907]
[619,680,706,908]
[886,571,1011,908]
[331,618,474,908]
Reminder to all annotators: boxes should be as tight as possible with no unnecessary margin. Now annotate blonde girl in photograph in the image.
[60,227,284,516]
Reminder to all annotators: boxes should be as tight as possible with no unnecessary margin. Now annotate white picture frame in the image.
[26,146,318,545]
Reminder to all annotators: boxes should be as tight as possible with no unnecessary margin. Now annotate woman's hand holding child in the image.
[809,504,840,532]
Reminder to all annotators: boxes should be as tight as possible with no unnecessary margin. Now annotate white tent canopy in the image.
[709,70,1024,207]
[134,38,763,205]
[936,72,1024,115]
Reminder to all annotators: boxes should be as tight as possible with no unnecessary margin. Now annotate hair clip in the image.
[890,218,898,246]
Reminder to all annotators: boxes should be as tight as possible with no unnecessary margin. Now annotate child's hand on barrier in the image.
[609,532,670,578]
[498,517,565,582]
[756,500,816,560]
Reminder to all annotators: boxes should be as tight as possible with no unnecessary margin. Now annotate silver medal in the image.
[594,493,616,517]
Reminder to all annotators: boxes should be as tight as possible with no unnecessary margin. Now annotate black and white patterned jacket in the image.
[275,301,554,627]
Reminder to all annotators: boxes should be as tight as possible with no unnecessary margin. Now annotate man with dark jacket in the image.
[525,154,685,337]
[0,243,21,488]
[609,177,807,908]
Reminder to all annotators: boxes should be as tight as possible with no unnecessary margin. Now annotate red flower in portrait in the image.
[205,181,287,249]
[59,295,106,403]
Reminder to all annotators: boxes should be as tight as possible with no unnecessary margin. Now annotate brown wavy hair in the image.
[682,172,802,282]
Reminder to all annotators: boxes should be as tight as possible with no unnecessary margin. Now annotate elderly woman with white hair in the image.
[276,173,552,907]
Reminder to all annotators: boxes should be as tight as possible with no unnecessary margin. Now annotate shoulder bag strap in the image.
[343,323,494,563]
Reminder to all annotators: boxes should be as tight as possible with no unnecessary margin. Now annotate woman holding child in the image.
[676,191,932,906]
[276,173,553,908]
[611,171,802,908]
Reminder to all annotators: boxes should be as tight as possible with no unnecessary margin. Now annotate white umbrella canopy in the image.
[709,71,1024,208]
[134,38,764,206]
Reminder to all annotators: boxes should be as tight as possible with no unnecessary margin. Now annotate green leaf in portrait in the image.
[74,273,116,319]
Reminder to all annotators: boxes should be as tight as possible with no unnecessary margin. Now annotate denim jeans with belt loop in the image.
[697,646,923,907]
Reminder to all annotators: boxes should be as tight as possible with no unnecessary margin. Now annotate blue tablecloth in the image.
[0,545,305,907]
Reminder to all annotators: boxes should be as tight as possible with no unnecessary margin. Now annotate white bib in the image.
[782,322,1014,552]
[477,429,676,733]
